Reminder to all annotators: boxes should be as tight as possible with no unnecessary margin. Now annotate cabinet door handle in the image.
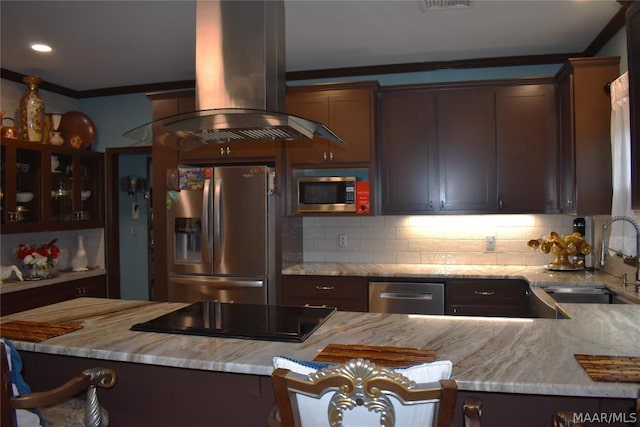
[440,200,445,209]
[498,198,503,209]
[329,152,334,161]
[315,285,335,291]
[226,146,231,156]
[323,152,327,161]
[428,200,433,209]
[473,290,495,296]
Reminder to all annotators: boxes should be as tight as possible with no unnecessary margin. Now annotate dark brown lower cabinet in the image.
[0,275,107,315]
[455,390,635,427]
[20,351,276,427]
[19,352,636,427]
[280,275,368,312]
[445,279,528,317]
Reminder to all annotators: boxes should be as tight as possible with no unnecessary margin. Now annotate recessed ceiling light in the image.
[31,43,52,53]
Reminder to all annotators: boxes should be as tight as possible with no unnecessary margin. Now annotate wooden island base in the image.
[19,352,636,427]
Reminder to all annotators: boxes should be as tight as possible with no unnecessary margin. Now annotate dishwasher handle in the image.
[379,291,434,301]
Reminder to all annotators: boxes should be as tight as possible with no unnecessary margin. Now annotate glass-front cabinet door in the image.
[49,151,74,224]
[1,138,104,234]
[1,138,44,232]
[47,147,103,228]
[76,153,103,226]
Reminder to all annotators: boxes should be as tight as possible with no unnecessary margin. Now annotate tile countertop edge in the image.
[282,263,640,303]
[2,298,640,399]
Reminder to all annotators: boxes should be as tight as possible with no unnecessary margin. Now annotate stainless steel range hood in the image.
[124,0,343,149]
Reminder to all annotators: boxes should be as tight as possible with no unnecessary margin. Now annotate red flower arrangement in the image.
[14,241,60,267]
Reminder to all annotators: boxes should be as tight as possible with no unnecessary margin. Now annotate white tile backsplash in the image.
[302,214,584,266]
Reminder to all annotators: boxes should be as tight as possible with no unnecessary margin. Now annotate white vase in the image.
[71,236,89,272]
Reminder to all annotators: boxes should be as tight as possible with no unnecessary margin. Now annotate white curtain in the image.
[608,71,635,257]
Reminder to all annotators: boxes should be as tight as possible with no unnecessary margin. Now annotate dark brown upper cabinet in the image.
[378,88,438,213]
[379,79,558,214]
[495,83,559,213]
[285,81,378,167]
[555,56,620,215]
[436,86,497,212]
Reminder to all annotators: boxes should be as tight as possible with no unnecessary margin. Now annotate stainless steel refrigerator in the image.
[166,165,276,304]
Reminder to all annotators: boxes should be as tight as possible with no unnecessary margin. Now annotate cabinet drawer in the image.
[445,279,528,317]
[281,275,367,312]
[448,305,523,317]
[447,279,525,305]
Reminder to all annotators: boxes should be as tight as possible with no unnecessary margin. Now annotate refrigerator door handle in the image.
[213,177,223,264]
[203,176,212,265]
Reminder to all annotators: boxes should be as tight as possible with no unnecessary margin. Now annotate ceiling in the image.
[0,0,624,95]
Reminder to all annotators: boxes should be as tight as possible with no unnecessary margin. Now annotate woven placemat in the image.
[314,343,436,367]
[0,320,83,342]
[575,354,640,383]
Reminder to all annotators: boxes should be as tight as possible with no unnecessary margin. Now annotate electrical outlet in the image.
[338,234,348,248]
[485,235,496,251]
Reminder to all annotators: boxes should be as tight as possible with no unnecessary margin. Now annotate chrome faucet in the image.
[601,215,640,284]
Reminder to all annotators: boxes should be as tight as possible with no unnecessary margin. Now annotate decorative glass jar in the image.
[22,262,55,280]
[19,76,45,142]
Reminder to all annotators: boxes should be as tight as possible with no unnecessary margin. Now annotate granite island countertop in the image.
[1,297,639,399]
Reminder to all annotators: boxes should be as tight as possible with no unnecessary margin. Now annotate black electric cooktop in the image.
[131,302,336,343]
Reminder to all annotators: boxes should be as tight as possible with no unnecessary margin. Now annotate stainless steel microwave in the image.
[296,176,357,213]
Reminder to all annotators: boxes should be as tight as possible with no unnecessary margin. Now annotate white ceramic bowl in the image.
[16,192,34,203]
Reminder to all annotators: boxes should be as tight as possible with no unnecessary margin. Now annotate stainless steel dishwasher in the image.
[368,282,445,314]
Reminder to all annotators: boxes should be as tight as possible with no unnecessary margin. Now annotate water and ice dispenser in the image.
[174,217,202,263]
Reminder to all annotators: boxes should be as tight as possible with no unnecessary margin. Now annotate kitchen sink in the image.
[526,284,636,320]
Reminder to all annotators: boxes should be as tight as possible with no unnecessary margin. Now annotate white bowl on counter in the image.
[16,192,34,203]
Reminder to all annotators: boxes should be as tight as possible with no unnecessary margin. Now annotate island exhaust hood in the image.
[124,0,344,149]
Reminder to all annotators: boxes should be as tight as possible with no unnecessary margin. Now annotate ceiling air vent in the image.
[419,0,471,12]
